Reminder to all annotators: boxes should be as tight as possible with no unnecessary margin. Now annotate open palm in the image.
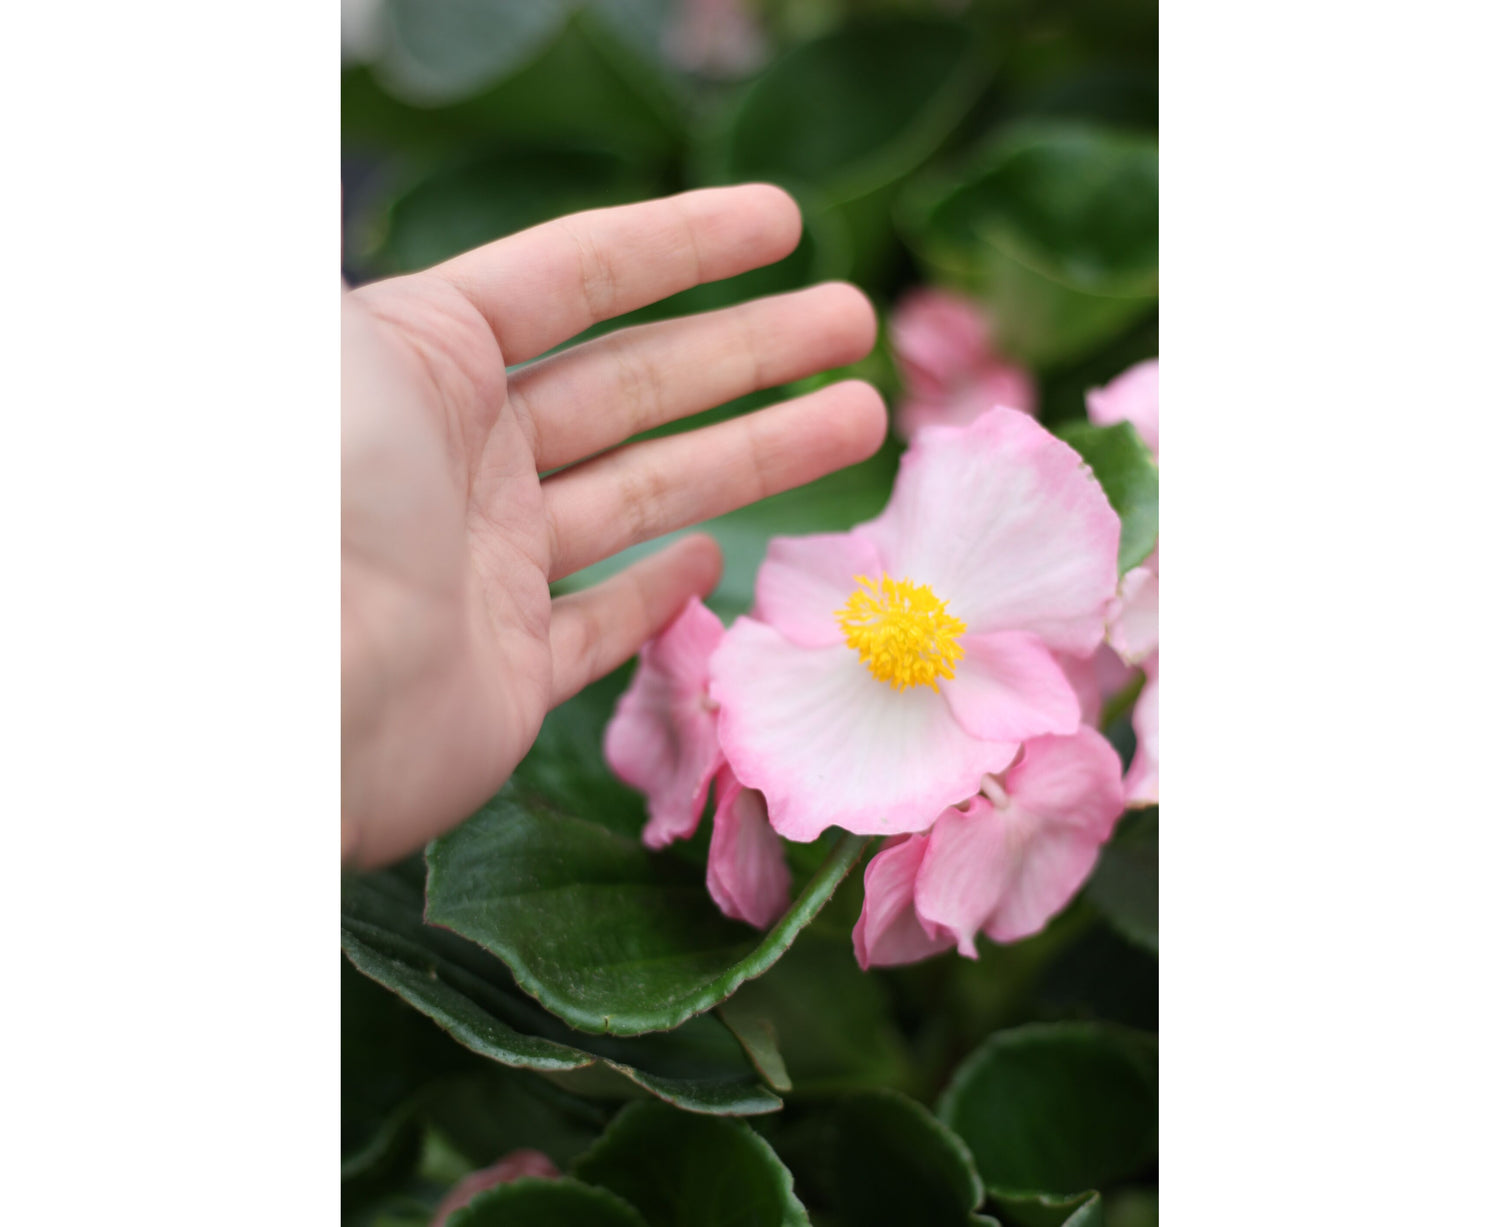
[342,186,884,868]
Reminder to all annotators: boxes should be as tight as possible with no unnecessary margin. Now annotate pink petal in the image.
[914,729,1125,951]
[852,834,956,969]
[1056,645,1136,727]
[431,1150,560,1226]
[603,597,725,849]
[706,768,791,929]
[941,630,1081,743]
[1107,558,1159,664]
[859,407,1119,655]
[752,531,887,649]
[710,617,1018,842]
[896,362,1037,441]
[1003,726,1125,836]
[1086,358,1159,457]
[890,288,993,397]
[1123,652,1159,806]
[912,794,1011,958]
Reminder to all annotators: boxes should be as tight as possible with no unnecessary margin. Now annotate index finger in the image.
[431,185,803,366]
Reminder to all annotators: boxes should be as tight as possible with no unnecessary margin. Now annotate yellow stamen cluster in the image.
[836,574,967,692]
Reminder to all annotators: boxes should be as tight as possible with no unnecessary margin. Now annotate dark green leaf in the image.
[426,789,869,1034]
[718,932,910,1095]
[423,1068,608,1170]
[990,1190,1104,1227]
[907,124,1158,368]
[373,13,681,160]
[711,18,986,206]
[367,147,656,276]
[573,1100,811,1227]
[1085,808,1158,954]
[827,1091,997,1227]
[937,1023,1157,1197]
[342,863,782,1116]
[1055,421,1158,574]
[343,956,469,1184]
[450,1177,649,1227]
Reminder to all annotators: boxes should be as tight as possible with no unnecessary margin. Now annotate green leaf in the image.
[1055,420,1158,574]
[1086,807,1158,954]
[827,1090,998,1227]
[426,789,869,1034]
[343,956,469,1186]
[365,146,657,276]
[718,931,910,1095]
[990,1190,1104,1227]
[937,1023,1157,1198]
[450,1177,650,1227]
[573,1100,811,1227]
[710,18,985,207]
[423,1067,608,1170]
[717,999,793,1095]
[342,862,783,1116]
[907,124,1158,368]
[372,12,681,160]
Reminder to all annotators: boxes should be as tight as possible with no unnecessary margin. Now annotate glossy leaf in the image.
[343,956,470,1186]
[908,124,1158,367]
[426,786,869,1036]
[937,1023,1157,1197]
[342,863,783,1116]
[827,1091,998,1227]
[449,1177,649,1227]
[718,931,909,1095]
[374,12,681,160]
[1086,807,1158,954]
[711,18,985,205]
[1056,420,1159,574]
[574,1100,811,1227]
[368,147,656,276]
[991,1191,1104,1227]
[423,1067,608,1170]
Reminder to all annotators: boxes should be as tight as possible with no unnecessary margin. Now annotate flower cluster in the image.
[606,375,1157,967]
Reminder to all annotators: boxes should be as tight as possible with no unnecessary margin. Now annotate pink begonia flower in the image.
[710,407,1119,843]
[1123,652,1158,807]
[430,1149,560,1226]
[603,596,725,849]
[891,289,1036,440]
[854,728,1125,968]
[706,766,791,929]
[663,0,767,77]
[1086,358,1158,457]
[1089,358,1159,804]
[604,599,792,927]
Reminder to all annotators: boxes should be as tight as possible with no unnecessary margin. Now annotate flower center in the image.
[836,574,967,692]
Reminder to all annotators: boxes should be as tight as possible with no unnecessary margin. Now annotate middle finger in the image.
[509,281,876,472]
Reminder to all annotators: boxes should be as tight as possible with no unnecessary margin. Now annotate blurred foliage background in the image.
[343,2,1157,1223]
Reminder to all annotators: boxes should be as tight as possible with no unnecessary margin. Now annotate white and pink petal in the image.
[751,531,887,649]
[941,630,1081,744]
[710,618,1018,843]
[859,408,1119,655]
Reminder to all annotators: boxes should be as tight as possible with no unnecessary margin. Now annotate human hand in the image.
[342,186,884,868]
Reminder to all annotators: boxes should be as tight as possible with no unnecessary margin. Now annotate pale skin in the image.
[343,185,886,869]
